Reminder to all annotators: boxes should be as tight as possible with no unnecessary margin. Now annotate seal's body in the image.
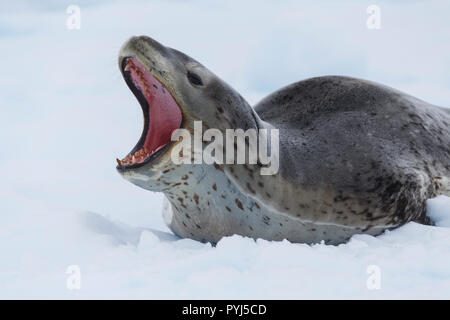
[117,36,450,244]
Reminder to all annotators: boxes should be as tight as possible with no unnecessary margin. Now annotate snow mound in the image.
[428,195,450,227]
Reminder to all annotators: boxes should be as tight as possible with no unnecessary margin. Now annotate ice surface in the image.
[1,191,449,299]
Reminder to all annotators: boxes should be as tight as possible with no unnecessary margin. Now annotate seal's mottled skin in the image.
[118,36,450,244]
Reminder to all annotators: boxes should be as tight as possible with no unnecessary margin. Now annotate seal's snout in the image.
[119,35,167,64]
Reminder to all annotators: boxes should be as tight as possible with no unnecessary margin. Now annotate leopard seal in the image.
[116,35,450,244]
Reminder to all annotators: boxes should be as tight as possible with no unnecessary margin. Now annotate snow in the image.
[1,194,450,299]
[1,0,450,299]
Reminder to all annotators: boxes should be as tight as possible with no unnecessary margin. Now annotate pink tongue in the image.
[128,58,182,155]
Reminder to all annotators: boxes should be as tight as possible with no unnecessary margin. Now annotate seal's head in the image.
[116,36,258,189]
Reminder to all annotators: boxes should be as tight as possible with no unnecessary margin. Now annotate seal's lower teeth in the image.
[118,148,154,166]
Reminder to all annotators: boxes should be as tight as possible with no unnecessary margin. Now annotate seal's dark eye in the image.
[187,71,203,86]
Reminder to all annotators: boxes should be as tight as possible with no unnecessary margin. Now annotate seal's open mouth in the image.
[117,57,182,169]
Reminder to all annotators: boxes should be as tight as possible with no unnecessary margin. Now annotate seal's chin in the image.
[116,57,182,170]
